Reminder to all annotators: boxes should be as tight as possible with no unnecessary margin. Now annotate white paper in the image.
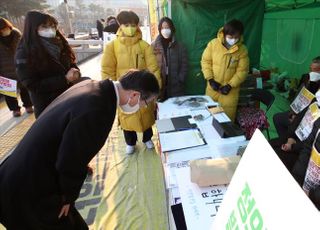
[290,87,314,114]
[295,102,320,141]
[175,167,228,230]
[166,145,213,164]
[0,76,17,98]
[159,129,205,152]
[213,130,320,230]
[213,113,231,123]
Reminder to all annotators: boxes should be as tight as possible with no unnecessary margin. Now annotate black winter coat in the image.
[292,118,320,185]
[0,28,21,80]
[15,42,79,117]
[0,79,117,229]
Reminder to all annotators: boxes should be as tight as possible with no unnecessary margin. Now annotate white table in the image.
[156,95,247,230]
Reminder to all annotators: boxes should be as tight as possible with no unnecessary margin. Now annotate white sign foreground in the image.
[212,130,320,230]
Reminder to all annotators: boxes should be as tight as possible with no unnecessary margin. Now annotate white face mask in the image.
[161,28,171,39]
[119,95,140,114]
[226,37,238,46]
[38,28,56,38]
[316,90,320,107]
[309,72,320,82]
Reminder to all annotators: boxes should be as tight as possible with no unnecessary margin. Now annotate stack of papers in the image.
[159,129,206,152]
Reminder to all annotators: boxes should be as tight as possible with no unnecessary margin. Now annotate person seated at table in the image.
[273,56,320,138]
[270,91,319,171]
[291,118,320,210]
[201,19,249,122]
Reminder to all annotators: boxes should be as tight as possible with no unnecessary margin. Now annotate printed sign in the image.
[295,102,320,141]
[0,76,17,98]
[303,130,320,194]
[213,130,320,230]
[290,87,314,114]
[175,167,227,229]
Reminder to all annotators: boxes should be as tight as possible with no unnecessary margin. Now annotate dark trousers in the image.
[123,128,153,146]
[269,137,299,171]
[273,111,290,137]
[4,85,32,111]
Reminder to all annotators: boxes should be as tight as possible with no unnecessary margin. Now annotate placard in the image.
[213,130,320,230]
[290,87,314,114]
[0,76,17,98]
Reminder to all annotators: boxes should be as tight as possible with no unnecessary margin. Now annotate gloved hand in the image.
[209,79,221,91]
[220,84,232,95]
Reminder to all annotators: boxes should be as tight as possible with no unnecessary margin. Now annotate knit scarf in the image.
[40,37,62,61]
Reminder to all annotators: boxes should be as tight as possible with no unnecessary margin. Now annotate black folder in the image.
[156,115,197,133]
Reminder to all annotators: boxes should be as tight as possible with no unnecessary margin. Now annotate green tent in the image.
[157,0,320,94]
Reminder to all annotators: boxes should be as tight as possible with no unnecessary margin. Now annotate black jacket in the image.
[15,42,79,117]
[0,28,21,80]
[0,79,117,229]
[292,118,320,185]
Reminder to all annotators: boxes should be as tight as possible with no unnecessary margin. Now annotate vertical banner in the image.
[0,76,17,98]
[147,0,159,41]
[303,130,320,194]
[290,87,315,114]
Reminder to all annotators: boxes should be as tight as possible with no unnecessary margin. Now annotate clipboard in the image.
[158,128,206,152]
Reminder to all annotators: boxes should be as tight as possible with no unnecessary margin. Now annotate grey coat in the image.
[151,35,188,99]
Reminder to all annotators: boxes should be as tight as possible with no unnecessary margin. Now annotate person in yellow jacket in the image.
[101,10,161,154]
[201,19,249,121]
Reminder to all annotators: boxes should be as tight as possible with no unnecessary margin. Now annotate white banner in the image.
[303,130,320,194]
[213,130,320,230]
[295,102,320,141]
[0,76,17,98]
[290,87,314,114]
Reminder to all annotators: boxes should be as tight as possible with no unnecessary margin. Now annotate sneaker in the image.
[126,145,135,155]
[25,106,34,114]
[12,110,21,117]
[144,140,154,149]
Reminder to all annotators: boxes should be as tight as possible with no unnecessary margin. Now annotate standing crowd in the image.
[0,8,319,230]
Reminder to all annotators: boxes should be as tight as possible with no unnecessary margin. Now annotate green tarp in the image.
[172,0,265,94]
[261,5,320,79]
[170,0,320,94]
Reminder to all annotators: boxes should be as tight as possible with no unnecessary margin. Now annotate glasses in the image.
[144,99,149,107]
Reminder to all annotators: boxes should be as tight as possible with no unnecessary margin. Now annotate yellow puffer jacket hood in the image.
[101,26,161,132]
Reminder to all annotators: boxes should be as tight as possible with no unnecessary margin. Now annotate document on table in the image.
[159,129,206,152]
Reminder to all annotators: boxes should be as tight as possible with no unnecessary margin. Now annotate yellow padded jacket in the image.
[101,27,161,132]
[201,28,249,121]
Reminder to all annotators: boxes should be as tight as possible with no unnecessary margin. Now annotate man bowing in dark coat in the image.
[0,69,159,230]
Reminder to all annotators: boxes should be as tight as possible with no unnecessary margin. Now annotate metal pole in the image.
[64,0,73,34]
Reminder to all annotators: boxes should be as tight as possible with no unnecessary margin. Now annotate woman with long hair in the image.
[0,17,33,117]
[16,10,81,118]
[151,17,188,101]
